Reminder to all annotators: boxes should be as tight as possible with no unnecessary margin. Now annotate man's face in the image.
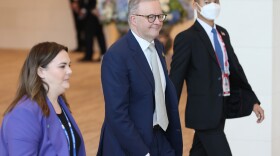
[194,0,220,21]
[131,0,164,42]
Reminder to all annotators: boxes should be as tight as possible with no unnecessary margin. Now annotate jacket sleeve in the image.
[101,50,149,155]
[169,31,192,101]
[219,26,260,118]
[2,107,41,155]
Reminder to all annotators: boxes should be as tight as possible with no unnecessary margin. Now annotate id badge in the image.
[222,73,230,96]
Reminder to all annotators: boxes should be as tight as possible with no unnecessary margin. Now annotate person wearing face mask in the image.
[169,0,265,155]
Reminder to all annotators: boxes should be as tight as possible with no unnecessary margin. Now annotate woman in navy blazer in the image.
[0,42,86,156]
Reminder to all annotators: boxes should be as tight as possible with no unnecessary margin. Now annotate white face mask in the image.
[196,2,221,20]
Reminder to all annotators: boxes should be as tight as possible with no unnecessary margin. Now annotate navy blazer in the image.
[0,96,86,156]
[170,20,260,130]
[97,30,183,156]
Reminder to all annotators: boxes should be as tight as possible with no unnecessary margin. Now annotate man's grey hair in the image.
[127,0,158,24]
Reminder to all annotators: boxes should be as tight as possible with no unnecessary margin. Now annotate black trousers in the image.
[73,12,86,50]
[190,97,232,156]
[84,14,106,60]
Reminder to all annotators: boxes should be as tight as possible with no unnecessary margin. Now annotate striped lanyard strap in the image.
[60,109,77,156]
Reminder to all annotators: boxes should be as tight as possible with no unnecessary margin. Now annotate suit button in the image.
[218,77,222,80]
[218,93,222,97]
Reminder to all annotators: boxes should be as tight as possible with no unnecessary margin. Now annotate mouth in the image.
[151,24,161,28]
[150,26,162,31]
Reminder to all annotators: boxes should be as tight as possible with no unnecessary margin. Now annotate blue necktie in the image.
[212,28,224,71]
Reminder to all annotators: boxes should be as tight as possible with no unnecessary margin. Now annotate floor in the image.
[0,49,194,155]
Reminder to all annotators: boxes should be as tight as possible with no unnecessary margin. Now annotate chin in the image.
[62,83,70,89]
[148,32,159,39]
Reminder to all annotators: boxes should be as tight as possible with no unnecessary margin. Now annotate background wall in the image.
[272,0,280,155]
[0,0,76,50]
[215,0,278,155]
[0,0,279,155]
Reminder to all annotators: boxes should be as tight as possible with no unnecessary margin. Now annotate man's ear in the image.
[193,1,198,11]
[37,67,45,79]
[130,15,137,26]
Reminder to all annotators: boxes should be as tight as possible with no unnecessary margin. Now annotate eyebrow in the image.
[58,62,71,65]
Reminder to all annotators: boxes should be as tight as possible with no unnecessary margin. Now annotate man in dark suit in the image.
[97,0,182,155]
[69,0,86,52]
[169,0,265,155]
[78,0,107,62]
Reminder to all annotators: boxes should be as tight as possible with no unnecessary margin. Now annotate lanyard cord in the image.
[213,30,230,74]
[59,109,77,156]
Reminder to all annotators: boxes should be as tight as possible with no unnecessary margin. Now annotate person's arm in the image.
[253,104,265,123]
[169,31,192,101]
[3,107,41,155]
[101,50,149,155]
[221,26,264,120]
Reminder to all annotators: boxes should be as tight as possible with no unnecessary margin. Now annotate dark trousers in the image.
[73,12,85,51]
[84,14,106,60]
[189,119,232,156]
[150,126,175,156]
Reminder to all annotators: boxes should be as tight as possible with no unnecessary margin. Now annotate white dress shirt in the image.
[131,31,167,127]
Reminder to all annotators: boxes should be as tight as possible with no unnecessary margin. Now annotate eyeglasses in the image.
[133,14,167,23]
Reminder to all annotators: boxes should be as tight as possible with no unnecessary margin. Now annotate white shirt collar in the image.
[131,30,154,52]
[197,18,217,36]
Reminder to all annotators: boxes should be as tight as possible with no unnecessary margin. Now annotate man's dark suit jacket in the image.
[170,20,260,130]
[97,30,183,156]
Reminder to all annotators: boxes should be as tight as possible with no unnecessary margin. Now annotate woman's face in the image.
[38,50,72,96]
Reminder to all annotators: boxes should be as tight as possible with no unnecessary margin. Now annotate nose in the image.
[67,66,72,75]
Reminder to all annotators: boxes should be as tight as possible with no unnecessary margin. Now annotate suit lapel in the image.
[58,96,84,149]
[153,41,172,100]
[45,98,69,155]
[216,26,236,70]
[127,31,155,90]
[154,41,169,77]
[216,26,229,56]
[194,21,220,67]
[216,26,246,81]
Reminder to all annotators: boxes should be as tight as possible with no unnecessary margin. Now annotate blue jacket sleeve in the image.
[101,51,149,155]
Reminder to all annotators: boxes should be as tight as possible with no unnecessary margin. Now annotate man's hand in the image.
[253,103,265,123]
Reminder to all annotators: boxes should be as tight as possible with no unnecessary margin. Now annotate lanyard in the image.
[59,109,76,156]
[214,30,231,96]
[213,30,230,75]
